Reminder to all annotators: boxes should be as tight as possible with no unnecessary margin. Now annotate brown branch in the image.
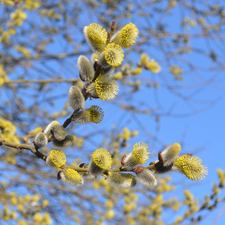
[0,139,46,161]
[107,20,115,41]
[3,78,79,84]
[64,164,155,174]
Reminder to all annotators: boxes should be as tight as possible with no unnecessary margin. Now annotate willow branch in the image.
[0,139,46,160]
[3,78,79,84]
[64,164,155,174]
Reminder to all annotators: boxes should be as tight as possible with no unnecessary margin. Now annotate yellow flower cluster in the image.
[60,168,83,186]
[0,117,20,143]
[95,75,119,101]
[132,142,150,164]
[46,149,66,168]
[85,23,108,53]
[174,155,208,181]
[87,105,104,123]
[104,43,124,68]
[0,64,8,86]
[84,22,138,68]
[92,148,112,170]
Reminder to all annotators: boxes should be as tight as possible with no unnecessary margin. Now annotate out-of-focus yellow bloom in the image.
[146,60,161,73]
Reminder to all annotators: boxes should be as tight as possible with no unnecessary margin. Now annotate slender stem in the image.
[0,138,46,160]
[3,78,79,84]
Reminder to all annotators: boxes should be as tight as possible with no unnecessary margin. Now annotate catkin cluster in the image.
[32,21,207,189]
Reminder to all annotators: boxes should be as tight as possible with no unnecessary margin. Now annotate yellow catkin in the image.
[174,155,208,181]
[95,74,119,100]
[132,142,150,164]
[104,43,124,68]
[146,60,161,73]
[92,148,112,170]
[61,168,83,186]
[46,149,66,168]
[87,105,104,124]
[86,23,107,53]
[118,23,139,48]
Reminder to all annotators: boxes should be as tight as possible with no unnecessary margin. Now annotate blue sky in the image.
[1,1,225,224]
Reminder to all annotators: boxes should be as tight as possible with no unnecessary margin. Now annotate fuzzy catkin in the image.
[136,169,157,186]
[77,55,95,82]
[44,121,60,136]
[161,143,181,166]
[88,159,105,176]
[68,86,85,111]
[72,110,92,124]
[46,149,66,168]
[83,24,107,53]
[86,83,99,99]
[53,135,74,148]
[60,168,84,186]
[107,172,137,189]
[124,142,150,169]
[34,132,48,148]
[51,124,66,141]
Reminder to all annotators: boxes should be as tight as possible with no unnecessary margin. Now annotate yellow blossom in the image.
[46,149,66,168]
[95,74,119,100]
[61,168,83,186]
[174,155,208,181]
[104,43,124,68]
[146,60,161,73]
[111,23,139,48]
[84,23,107,53]
[92,148,112,170]
[132,142,150,164]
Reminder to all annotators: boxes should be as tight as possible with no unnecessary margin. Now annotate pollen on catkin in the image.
[139,53,149,67]
[88,148,112,176]
[161,143,181,166]
[34,132,48,148]
[83,23,107,53]
[146,60,161,73]
[88,105,104,123]
[46,149,66,168]
[53,135,74,148]
[77,55,95,82]
[173,155,208,181]
[68,86,85,111]
[131,67,142,76]
[111,23,139,48]
[107,172,137,189]
[60,168,84,186]
[124,142,150,169]
[135,168,157,186]
[95,74,119,100]
[72,105,104,124]
[104,43,124,68]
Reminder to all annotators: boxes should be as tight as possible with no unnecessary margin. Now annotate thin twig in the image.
[3,78,79,84]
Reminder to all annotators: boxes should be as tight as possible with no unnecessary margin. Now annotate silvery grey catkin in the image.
[68,86,85,111]
[34,132,48,148]
[77,55,95,82]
